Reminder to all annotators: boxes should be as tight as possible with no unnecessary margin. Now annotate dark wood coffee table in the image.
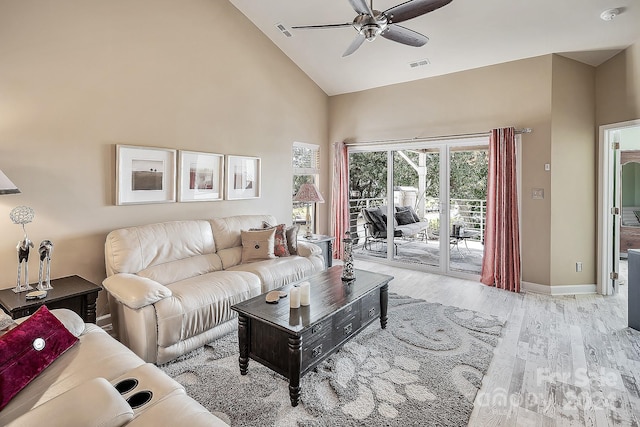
[231,266,393,406]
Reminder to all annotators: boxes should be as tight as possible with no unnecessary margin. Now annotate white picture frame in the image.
[225,155,261,200]
[116,145,176,205]
[178,150,224,202]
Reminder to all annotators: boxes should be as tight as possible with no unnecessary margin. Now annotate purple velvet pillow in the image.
[0,305,79,410]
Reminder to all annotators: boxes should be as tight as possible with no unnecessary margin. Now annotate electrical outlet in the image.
[576,262,583,272]
[532,188,544,199]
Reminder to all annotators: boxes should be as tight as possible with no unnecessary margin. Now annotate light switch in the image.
[544,163,550,171]
[532,188,544,199]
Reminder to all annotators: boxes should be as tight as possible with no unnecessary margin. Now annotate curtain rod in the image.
[344,128,532,146]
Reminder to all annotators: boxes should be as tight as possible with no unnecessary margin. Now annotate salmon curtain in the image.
[480,127,521,292]
[331,141,349,259]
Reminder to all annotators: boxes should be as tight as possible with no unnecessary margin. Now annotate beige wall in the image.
[2,0,635,310]
[329,56,554,286]
[596,41,640,126]
[0,0,329,317]
[550,55,596,285]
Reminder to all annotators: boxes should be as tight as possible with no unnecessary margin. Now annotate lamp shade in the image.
[0,169,20,195]
[293,183,324,203]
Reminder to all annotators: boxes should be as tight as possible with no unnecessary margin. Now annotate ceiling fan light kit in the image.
[291,0,453,57]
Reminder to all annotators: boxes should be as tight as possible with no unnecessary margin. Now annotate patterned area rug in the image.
[160,294,504,426]
[0,309,15,332]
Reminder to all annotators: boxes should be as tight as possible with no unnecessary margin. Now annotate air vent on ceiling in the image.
[275,23,292,38]
[409,58,430,69]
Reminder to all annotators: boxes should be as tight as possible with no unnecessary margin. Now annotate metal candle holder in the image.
[341,231,355,283]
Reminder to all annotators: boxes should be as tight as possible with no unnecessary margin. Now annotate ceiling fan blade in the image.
[342,33,366,57]
[291,23,353,30]
[381,24,428,47]
[384,0,453,24]
[348,0,375,16]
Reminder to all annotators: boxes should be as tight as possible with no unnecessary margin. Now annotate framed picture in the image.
[226,155,261,200]
[178,150,224,202]
[116,145,176,205]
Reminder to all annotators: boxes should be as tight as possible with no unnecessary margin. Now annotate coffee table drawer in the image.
[333,300,360,325]
[360,289,381,323]
[333,311,361,344]
[302,330,332,369]
[301,317,332,345]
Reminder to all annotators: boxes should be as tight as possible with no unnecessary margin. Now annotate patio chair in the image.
[361,206,430,253]
[361,207,402,253]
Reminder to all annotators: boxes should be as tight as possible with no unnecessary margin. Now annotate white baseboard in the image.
[522,281,596,295]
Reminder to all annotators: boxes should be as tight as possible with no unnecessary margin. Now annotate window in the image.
[292,142,320,234]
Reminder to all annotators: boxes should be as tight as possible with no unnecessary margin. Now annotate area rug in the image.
[160,294,504,427]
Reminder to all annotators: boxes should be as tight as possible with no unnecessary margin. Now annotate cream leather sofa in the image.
[103,214,324,364]
[0,309,227,427]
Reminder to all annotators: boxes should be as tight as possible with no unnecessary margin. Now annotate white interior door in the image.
[598,120,640,295]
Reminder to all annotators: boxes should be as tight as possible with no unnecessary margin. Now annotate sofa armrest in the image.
[297,241,322,257]
[7,378,133,427]
[103,273,172,310]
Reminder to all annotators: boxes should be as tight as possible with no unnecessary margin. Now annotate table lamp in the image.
[0,169,20,195]
[293,183,325,239]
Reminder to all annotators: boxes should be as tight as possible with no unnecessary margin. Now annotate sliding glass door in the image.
[391,149,440,268]
[349,138,488,277]
[448,146,488,274]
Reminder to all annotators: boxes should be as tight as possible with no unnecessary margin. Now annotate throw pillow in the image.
[264,221,299,255]
[366,208,387,233]
[396,205,420,222]
[285,225,299,255]
[395,209,416,225]
[0,305,79,410]
[241,228,276,263]
[260,222,290,257]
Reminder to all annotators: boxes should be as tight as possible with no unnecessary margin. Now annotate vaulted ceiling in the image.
[229,0,640,95]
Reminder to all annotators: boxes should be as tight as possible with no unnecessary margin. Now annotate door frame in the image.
[598,119,640,295]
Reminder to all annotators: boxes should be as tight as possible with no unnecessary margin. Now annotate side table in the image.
[0,275,102,323]
[300,234,335,269]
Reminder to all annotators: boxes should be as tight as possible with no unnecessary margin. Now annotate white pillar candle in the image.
[300,282,310,306]
[290,287,300,308]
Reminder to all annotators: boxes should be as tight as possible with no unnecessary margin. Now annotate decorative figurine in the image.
[38,240,54,291]
[10,206,35,293]
[341,231,355,283]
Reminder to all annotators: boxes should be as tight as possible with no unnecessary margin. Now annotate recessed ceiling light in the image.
[600,8,619,21]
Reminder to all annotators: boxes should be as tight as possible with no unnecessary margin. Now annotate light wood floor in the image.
[354,259,640,426]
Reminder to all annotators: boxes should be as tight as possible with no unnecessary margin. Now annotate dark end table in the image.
[299,234,335,269]
[0,275,102,323]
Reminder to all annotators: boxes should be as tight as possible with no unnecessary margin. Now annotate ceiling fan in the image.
[291,0,453,57]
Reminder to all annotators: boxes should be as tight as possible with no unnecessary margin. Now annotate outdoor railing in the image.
[348,196,486,245]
